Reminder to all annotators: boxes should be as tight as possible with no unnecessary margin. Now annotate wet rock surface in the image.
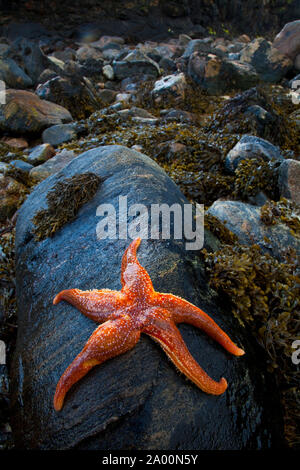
[240,38,293,83]
[0,90,73,135]
[278,159,300,206]
[11,145,283,450]
[28,149,76,182]
[225,135,283,174]
[208,199,300,261]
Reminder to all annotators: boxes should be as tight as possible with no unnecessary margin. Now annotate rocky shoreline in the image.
[0,15,299,449]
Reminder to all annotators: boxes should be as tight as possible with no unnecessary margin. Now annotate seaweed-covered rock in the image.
[208,200,300,261]
[35,76,101,120]
[0,90,72,135]
[0,174,26,221]
[225,135,283,174]
[11,145,283,450]
[209,87,297,150]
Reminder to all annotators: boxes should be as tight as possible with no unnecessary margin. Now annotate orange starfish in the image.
[53,238,244,411]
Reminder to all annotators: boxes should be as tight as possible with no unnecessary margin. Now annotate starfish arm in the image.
[120,238,154,298]
[53,288,124,322]
[121,237,141,287]
[156,294,245,357]
[53,316,140,411]
[143,309,228,395]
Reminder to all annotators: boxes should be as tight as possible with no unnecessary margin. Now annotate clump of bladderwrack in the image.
[0,229,17,449]
[206,85,300,155]
[260,198,300,238]
[32,173,101,241]
[0,230,17,338]
[202,236,300,447]
[233,157,278,201]
[204,213,238,245]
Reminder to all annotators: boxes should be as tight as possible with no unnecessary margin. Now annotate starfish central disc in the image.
[53,238,245,411]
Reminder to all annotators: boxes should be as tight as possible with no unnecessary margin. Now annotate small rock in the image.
[228,53,240,61]
[98,88,118,105]
[289,73,300,90]
[47,56,65,71]
[131,117,158,125]
[156,140,187,161]
[237,34,251,44]
[0,57,32,88]
[42,124,77,147]
[115,92,131,104]
[182,39,213,59]
[11,38,55,84]
[0,162,9,174]
[152,73,186,103]
[29,149,76,182]
[37,69,58,84]
[0,174,26,221]
[50,48,76,63]
[225,135,283,174]
[27,144,56,165]
[208,200,300,261]
[178,34,192,46]
[1,137,28,150]
[240,38,292,83]
[117,107,156,120]
[278,159,300,206]
[102,64,114,80]
[75,45,104,78]
[102,45,123,61]
[113,50,160,80]
[243,105,276,135]
[273,20,300,61]
[188,54,258,95]
[162,108,197,124]
[89,35,125,49]
[36,76,100,120]
[9,160,33,175]
[0,89,72,135]
[158,57,177,73]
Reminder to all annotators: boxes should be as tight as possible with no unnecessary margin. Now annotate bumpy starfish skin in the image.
[53,238,244,411]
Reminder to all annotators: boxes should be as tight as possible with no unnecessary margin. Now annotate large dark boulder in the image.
[11,145,283,449]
